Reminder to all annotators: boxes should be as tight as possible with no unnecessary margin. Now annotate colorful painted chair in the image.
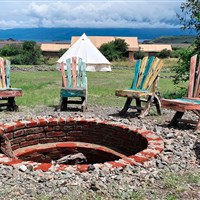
[115,56,163,118]
[161,54,200,130]
[60,57,87,111]
[0,58,22,111]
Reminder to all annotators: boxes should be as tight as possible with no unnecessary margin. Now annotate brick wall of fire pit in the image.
[0,117,164,172]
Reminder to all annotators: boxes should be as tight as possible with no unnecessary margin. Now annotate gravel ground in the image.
[0,105,200,200]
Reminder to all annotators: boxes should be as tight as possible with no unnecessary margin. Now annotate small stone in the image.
[19,165,27,172]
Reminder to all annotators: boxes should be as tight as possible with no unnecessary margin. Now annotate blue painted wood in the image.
[5,60,11,88]
[139,56,154,89]
[66,58,72,88]
[77,58,82,87]
[81,60,87,88]
[131,59,141,89]
[176,98,200,104]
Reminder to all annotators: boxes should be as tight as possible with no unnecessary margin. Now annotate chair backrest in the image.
[130,56,163,91]
[61,57,87,89]
[0,57,11,88]
[188,54,200,98]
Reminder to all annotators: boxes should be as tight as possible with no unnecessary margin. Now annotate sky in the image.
[0,0,184,29]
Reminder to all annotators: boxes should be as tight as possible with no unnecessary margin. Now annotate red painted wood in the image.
[72,57,77,88]
[61,62,67,87]
[188,55,197,97]
[194,59,200,97]
[0,90,22,98]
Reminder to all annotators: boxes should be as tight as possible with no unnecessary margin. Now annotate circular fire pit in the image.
[0,117,164,172]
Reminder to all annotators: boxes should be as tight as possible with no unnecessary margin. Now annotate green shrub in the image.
[158,48,171,58]
[0,44,22,56]
[134,51,145,59]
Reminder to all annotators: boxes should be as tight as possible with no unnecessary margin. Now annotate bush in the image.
[134,51,145,59]
[99,39,128,61]
[0,44,22,56]
[158,49,171,58]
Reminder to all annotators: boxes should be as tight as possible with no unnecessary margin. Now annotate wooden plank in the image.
[61,62,67,87]
[66,58,72,88]
[77,58,82,87]
[139,56,154,89]
[81,60,87,88]
[145,60,163,90]
[193,57,200,97]
[0,90,22,98]
[0,58,4,88]
[115,89,152,98]
[136,56,148,88]
[72,57,77,88]
[188,55,197,97]
[143,57,160,89]
[5,60,11,88]
[131,59,141,89]
[0,58,6,88]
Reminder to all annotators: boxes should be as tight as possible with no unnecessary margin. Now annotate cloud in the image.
[0,1,182,29]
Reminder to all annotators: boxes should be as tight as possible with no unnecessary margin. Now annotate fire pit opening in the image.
[0,118,164,172]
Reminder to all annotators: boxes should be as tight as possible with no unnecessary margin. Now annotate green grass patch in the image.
[11,66,186,108]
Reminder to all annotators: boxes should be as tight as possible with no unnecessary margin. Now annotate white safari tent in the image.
[57,33,111,72]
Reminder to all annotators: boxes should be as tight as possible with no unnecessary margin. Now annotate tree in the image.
[0,44,22,56]
[177,0,200,53]
[99,39,128,61]
[174,0,200,83]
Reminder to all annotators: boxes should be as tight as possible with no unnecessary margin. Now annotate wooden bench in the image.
[115,56,163,118]
[60,57,87,112]
[0,58,22,111]
[161,54,200,130]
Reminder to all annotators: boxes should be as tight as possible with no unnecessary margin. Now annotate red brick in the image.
[130,155,147,163]
[77,164,89,172]
[20,140,39,147]
[39,138,57,143]
[37,118,48,126]
[107,161,126,168]
[56,142,77,148]
[48,118,58,125]
[26,120,38,127]
[26,133,45,141]
[15,121,26,129]
[46,131,65,137]
[13,130,25,138]
[58,118,66,125]
[34,163,52,171]
[5,132,13,139]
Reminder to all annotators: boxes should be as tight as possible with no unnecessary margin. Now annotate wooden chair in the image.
[0,57,22,111]
[60,57,87,112]
[115,56,163,118]
[161,54,200,130]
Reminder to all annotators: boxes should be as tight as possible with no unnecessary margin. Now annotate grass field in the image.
[11,64,187,108]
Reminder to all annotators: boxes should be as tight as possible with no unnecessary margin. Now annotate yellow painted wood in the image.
[143,57,160,89]
[145,60,163,90]
[136,56,148,88]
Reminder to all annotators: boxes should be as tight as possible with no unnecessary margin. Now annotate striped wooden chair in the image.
[60,57,87,112]
[0,58,22,111]
[115,56,163,118]
[161,54,200,130]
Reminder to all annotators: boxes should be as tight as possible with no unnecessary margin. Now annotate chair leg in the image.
[7,97,18,111]
[119,97,132,115]
[139,96,152,118]
[60,97,68,111]
[170,111,184,126]
[154,94,162,115]
[136,98,141,113]
[81,97,87,112]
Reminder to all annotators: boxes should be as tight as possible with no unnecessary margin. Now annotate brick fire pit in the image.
[0,117,164,172]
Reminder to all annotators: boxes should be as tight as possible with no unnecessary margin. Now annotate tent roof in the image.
[57,33,110,65]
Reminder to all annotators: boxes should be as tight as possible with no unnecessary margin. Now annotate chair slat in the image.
[136,56,148,88]
[188,55,197,97]
[5,60,11,88]
[72,57,77,88]
[144,59,163,90]
[0,58,3,88]
[143,57,160,89]
[194,58,200,97]
[131,59,141,89]
[81,60,87,88]
[66,58,72,88]
[139,56,154,89]
[77,58,82,87]
[61,62,67,87]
